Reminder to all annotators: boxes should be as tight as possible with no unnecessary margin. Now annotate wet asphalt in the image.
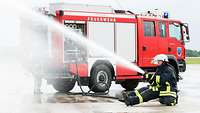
[0,63,200,113]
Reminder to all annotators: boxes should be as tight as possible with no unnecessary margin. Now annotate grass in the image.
[186,57,200,64]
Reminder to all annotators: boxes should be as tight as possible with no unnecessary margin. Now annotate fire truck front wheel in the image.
[120,80,139,91]
[52,79,76,93]
[89,64,112,93]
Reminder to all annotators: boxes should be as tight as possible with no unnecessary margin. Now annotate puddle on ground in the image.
[33,92,119,103]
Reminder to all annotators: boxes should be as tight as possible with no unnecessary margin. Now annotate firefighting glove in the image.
[142,72,149,80]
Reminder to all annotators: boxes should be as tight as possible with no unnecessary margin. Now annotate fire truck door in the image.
[116,23,136,62]
[157,21,169,55]
[168,22,185,59]
[88,22,115,57]
[140,20,158,66]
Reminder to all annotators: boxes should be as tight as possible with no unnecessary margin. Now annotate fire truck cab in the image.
[29,3,190,93]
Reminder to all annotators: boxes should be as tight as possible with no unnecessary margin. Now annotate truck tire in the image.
[52,79,75,93]
[89,64,112,93]
[120,80,139,91]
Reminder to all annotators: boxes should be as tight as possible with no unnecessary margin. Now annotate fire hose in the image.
[64,49,119,100]
[65,61,119,100]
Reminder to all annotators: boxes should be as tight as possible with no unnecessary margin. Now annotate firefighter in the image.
[122,54,178,106]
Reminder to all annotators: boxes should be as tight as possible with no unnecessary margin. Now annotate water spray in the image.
[16,5,145,75]
[2,1,146,96]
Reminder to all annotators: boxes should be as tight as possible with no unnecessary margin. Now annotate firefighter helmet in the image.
[151,54,168,64]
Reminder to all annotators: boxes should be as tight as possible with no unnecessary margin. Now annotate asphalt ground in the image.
[0,61,200,113]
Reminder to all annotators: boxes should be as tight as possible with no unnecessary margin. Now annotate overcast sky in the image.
[0,0,200,50]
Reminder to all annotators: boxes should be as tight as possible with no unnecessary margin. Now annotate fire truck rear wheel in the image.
[52,79,76,93]
[120,80,139,91]
[89,64,112,93]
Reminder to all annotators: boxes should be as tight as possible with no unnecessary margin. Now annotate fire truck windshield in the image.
[169,23,182,40]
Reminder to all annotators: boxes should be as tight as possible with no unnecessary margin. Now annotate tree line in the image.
[186,49,200,57]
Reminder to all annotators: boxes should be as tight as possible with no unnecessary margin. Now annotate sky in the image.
[0,0,200,50]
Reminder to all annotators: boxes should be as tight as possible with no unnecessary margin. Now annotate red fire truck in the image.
[22,3,190,93]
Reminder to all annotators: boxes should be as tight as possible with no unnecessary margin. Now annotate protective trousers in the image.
[126,87,159,105]
[126,86,177,106]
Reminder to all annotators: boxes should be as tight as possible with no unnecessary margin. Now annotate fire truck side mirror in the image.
[182,23,190,42]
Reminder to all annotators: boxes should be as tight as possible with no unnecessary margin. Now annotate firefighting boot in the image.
[127,91,136,96]
[124,96,137,106]
[122,90,136,97]
[118,91,128,102]
[121,91,138,104]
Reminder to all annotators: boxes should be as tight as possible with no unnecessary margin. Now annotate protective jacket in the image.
[144,63,178,98]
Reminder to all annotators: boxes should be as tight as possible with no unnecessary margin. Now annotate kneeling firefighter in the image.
[122,54,178,106]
